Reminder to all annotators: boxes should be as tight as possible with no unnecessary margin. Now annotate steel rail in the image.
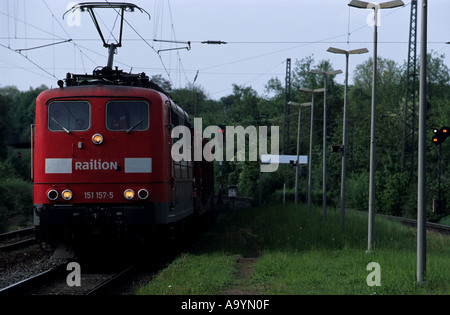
[0,265,67,295]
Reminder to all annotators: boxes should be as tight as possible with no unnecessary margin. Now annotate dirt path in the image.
[215,199,264,295]
[220,255,264,295]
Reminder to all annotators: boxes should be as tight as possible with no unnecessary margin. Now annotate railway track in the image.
[0,262,139,295]
[0,227,36,252]
[348,210,450,235]
[376,213,450,235]
[0,206,219,295]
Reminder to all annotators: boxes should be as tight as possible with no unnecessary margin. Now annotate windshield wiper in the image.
[126,120,143,134]
[51,117,71,134]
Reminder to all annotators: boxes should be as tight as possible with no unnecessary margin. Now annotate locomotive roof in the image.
[58,66,171,98]
[40,66,190,125]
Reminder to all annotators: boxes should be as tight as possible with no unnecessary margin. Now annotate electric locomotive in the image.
[32,2,214,254]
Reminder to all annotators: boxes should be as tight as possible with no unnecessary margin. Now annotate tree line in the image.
[0,85,44,231]
[0,52,449,231]
[171,52,450,222]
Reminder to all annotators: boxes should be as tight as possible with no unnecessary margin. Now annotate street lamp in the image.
[348,0,404,253]
[299,87,325,214]
[327,47,368,230]
[288,101,312,206]
[417,0,428,287]
[309,69,342,222]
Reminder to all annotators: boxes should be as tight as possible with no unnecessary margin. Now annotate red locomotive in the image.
[32,3,214,254]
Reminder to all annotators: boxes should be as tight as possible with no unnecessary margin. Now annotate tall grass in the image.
[137,253,238,295]
[138,203,450,295]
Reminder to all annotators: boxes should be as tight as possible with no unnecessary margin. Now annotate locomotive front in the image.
[32,84,180,250]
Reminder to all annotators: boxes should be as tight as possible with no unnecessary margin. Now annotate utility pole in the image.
[348,0,404,254]
[300,87,325,214]
[327,47,368,229]
[417,0,427,286]
[402,0,418,174]
[283,58,292,155]
[310,69,342,222]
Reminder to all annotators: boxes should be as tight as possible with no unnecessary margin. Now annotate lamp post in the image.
[327,47,368,230]
[417,0,427,287]
[288,101,312,206]
[348,0,404,253]
[309,69,342,222]
[299,88,324,214]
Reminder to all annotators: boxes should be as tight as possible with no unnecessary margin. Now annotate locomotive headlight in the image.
[62,189,73,201]
[138,188,149,200]
[92,133,103,145]
[47,189,58,201]
[124,189,135,200]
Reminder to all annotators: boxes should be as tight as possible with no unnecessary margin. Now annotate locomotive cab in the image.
[32,71,202,253]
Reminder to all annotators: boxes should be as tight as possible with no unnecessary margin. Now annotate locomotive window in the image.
[106,101,149,131]
[48,101,90,132]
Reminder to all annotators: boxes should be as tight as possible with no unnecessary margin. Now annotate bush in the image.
[0,177,33,231]
[378,171,410,216]
[345,172,369,211]
[268,187,304,204]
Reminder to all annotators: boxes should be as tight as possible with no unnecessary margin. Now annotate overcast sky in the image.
[1,0,450,99]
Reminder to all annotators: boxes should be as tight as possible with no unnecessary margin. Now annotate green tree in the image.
[0,94,9,159]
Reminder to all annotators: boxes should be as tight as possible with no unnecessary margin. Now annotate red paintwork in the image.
[33,85,173,205]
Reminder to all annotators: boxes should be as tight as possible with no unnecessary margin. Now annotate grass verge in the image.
[137,203,450,295]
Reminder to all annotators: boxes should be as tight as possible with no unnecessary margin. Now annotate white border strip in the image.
[45,158,72,174]
[125,158,152,173]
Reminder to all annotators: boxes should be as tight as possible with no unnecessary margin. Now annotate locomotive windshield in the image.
[106,101,149,132]
[48,101,90,132]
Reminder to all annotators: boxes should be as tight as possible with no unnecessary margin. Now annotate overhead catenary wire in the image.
[1,1,138,80]
[184,1,408,79]
[1,0,448,98]
[7,36,448,45]
[0,54,57,81]
[41,0,99,73]
[103,0,176,87]
[0,42,57,80]
[166,0,191,88]
[14,39,72,52]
